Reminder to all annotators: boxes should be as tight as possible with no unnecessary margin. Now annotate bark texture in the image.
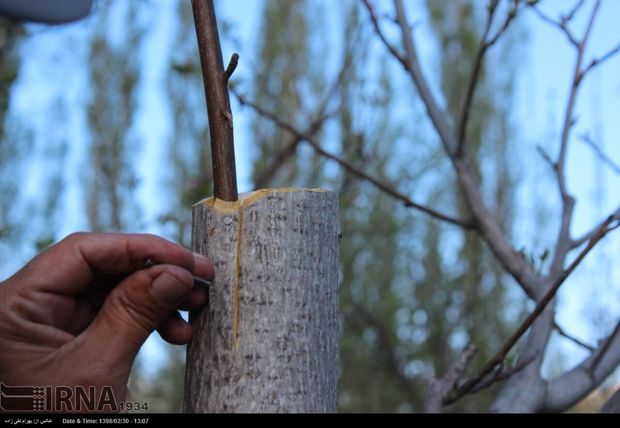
[184,188,340,413]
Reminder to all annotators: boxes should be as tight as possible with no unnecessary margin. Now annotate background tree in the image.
[357,0,620,412]
[0,18,24,246]
[86,2,142,232]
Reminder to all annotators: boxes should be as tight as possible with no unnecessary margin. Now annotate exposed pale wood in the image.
[185,188,340,413]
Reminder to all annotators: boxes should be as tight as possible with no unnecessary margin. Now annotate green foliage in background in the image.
[0,18,23,242]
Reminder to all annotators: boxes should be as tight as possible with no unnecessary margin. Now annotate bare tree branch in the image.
[572,205,620,248]
[425,345,477,413]
[456,212,619,399]
[532,2,620,87]
[392,0,458,156]
[564,0,587,23]
[384,0,541,298]
[358,0,620,412]
[234,90,475,229]
[544,318,620,412]
[485,5,520,47]
[253,17,366,190]
[489,303,554,412]
[224,53,239,82]
[546,0,600,287]
[457,1,525,157]
[456,2,498,158]
[570,226,599,250]
[590,319,620,375]
[468,354,537,396]
[530,3,582,47]
[554,322,595,352]
[362,1,620,410]
[559,0,599,181]
[361,0,408,69]
[582,41,620,76]
[253,114,331,189]
[536,145,557,170]
[579,134,620,176]
[444,353,538,405]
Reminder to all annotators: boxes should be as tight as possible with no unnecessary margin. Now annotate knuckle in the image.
[0,289,32,339]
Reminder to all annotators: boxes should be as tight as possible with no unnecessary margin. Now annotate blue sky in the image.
[4,0,620,376]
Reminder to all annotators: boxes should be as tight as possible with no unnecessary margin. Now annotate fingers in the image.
[157,311,193,345]
[15,232,214,294]
[179,287,209,312]
[79,264,196,365]
[157,286,208,344]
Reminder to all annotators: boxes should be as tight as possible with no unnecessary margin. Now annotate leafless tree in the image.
[233,0,620,412]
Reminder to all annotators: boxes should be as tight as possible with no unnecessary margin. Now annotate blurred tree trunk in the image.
[0,18,21,142]
[86,2,142,231]
[0,19,23,241]
[250,0,320,188]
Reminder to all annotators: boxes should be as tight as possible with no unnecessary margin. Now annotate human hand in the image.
[0,233,213,411]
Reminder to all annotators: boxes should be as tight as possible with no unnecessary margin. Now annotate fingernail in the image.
[151,272,190,305]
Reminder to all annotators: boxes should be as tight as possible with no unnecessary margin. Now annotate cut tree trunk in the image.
[184,188,340,413]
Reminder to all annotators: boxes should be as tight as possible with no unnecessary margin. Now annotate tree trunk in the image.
[184,188,340,413]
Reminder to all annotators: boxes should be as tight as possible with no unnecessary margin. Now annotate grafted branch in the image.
[191,0,238,201]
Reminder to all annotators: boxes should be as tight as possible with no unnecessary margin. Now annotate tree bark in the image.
[489,304,555,412]
[184,188,340,413]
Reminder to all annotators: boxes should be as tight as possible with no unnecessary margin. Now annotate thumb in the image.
[80,266,193,365]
